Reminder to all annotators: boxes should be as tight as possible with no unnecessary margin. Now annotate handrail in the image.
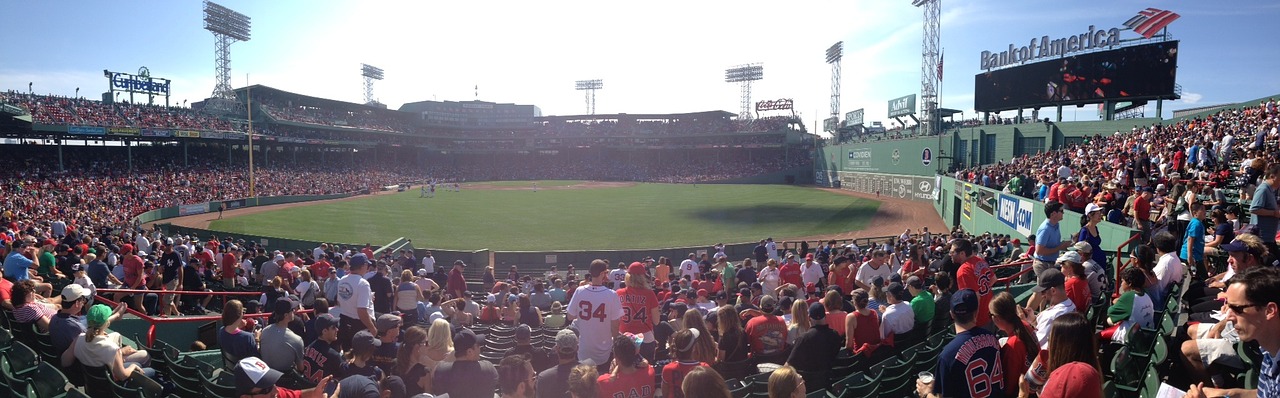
[94,289,314,347]
[1112,233,1142,299]
[996,266,1036,288]
[991,259,1032,269]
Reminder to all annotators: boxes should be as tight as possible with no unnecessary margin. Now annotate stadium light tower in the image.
[574,79,603,115]
[361,64,384,105]
[203,1,251,111]
[725,64,764,120]
[826,41,843,118]
[914,0,941,136]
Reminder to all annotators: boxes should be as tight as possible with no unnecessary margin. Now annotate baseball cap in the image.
[515,324,532,340]
[759,295,778,312]
[453,259,466,267]
[1084,203,1103,215]
[1071,241,1092,253]
[697,289,708,297]
[1221,239,1249,253]
[453,328,479,353]
[906,275,924,290]
[1056,251,1083,265]
[314,313,339,331]
[349,253,370,269]
[554,329,579,355]
[417,269,428,277]
[485,293,498,304]
[269,298,295,324]
[1033,268,1066,293]
[86,304,112,328]
[61,284,90,302]
[235,357,283,396]
[872,275,885,288]
[805,253,814,260]
[807,302,826,321]
[337,375,381,398]
[886,282,908,301]
[1039,362,1103,398]
[351,330,381,356]
[122,244,134,254]
[805,282,818,294]
[627,262,646,275]
[1012,238,1021,245]
[376,314,402,335]
[950,289,979,316]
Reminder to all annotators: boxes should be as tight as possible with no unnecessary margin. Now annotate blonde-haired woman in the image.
[768,365,806,398]
[760,259,781,297]
[396,269,424,323]
[787,299,811,345]
[424,318,455,372]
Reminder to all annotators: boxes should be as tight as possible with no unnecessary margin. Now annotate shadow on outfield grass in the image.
[685,201,879,229]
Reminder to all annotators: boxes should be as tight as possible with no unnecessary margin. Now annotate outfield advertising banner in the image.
[141,129,172,137]
[175,130,200,138]
[178,203,207,216]
[224,199,247,210]
[888,94,917,118]
[107,127,140,136]
[997,193,1036,237]
[67,126,106,136]
[835,171,936,202]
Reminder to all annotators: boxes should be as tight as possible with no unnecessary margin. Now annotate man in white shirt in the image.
[679,253,700,281]
[335,253,377,352]
[421,251,436,275]
[766,238,779,262]
[566,259,622,366]
[712,244,727,261]
[1021,269,1077,349]
[880,282,916,339]
[1151,231,1184,302]
[312,243,328,263]
[799,254,823,288]
[854,249,894,291]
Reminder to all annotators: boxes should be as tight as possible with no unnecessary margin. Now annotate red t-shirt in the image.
[221,253,237,279]
[1134,195,1151,221]
[1064,276,1090,314]
[616,287,659,334]
[847,310,881,352]
[661,361,708,398]
[193,251,215,267]
[0,277,12,303]
[310,260,331,279]
[1000,325,1036,394]
[778,263,802,288]
[956,256,995,328]
[123,254,145,288]
[744,314,788,357]
[597,366,655,398]
[828,267,854,295]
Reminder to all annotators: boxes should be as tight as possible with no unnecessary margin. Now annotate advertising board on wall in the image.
[835,171,936,202]
[178,203,207,216]
[997,193,1035,237]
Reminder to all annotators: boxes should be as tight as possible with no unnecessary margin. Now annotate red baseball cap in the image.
[697,289,708,297]
[805,253,814,260]
[1039,362,1102,398]
[627,262,646,275]
[805,282,818,293]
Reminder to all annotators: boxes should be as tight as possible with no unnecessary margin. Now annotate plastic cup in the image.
[918,371,934,385]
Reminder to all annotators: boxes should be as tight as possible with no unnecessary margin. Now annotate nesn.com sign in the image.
[997,194,1035,237]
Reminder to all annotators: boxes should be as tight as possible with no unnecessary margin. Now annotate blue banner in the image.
[67,126,106,136]
[141,129,172,137]
[997,193,1035,237]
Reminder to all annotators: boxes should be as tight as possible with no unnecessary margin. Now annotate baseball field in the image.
[203,181,882,251]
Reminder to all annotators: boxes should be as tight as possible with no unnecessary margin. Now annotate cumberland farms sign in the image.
[979,25,1120,70]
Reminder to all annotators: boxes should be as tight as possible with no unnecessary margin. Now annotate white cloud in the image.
[1180,92,1203,105]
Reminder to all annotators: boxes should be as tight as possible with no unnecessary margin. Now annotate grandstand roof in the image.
[536,110,736,122]
[233,85,401,114]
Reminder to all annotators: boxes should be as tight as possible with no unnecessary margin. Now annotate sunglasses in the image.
[1225,302,1265,315]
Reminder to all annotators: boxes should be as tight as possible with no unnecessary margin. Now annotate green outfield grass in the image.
[207,182,879,251]
[464,180,584,187]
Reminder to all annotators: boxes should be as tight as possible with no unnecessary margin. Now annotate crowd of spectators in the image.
[1,91,235,131]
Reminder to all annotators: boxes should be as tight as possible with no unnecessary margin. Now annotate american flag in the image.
[937,49,944,82]
[1123,8,1180,39]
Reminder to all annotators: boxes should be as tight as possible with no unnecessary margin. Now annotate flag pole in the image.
[247,74,255,198]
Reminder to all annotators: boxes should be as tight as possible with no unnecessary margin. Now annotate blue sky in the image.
[2,0,1278,125]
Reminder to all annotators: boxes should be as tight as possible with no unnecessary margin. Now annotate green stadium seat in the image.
[167,357,206,398]
[108,372,147,398]
[831,372,878,398]
[201,367,237,398]
[5,341,40,377]
[80,365,114,397]
[64,387,92,398]
[25,361,73,398]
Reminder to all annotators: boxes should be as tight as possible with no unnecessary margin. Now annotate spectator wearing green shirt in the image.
[906,275,934,325]
[720,258,736,292]
[38,240,62,280]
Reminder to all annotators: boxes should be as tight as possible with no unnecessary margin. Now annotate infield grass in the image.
[207,182,879,251]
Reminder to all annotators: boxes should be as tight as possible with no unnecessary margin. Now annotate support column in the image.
[57,137,64,172]
[1156,99,1163,119]
[126,140,133,173]
[1057,106,1063,122]
[183,140,189,167]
